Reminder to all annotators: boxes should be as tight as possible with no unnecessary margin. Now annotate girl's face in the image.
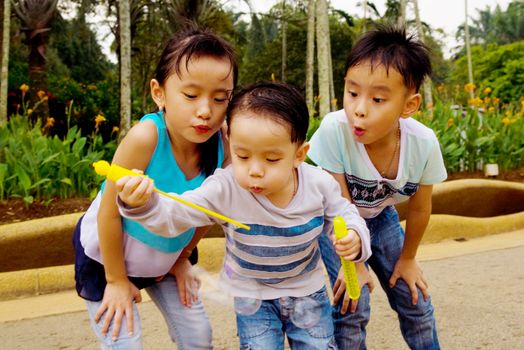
[229,113,308,208]
[152,56,234,146]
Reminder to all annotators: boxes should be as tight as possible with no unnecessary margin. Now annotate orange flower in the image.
[446,118,454,129]
[464,82,476,93]
[45,117,55,128]
[20,84,29,96]
[483,87,492,95]
[468,97,483,107]
[37,90,47,100]
[94,114,106,129]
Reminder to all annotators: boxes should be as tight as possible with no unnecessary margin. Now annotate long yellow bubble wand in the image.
[333,216,360,300]
[93,160,250,231]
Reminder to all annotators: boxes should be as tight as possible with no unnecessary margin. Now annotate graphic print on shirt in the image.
[345,174,419,209]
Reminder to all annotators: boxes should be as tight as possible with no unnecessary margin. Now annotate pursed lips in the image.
[194,125,211,133]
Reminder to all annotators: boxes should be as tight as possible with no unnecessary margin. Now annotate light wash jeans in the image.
[319,206,440,350]
[85,275,212,349]
[235,286,338,350]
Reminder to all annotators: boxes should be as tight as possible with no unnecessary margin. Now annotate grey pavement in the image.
[1,230,524,349]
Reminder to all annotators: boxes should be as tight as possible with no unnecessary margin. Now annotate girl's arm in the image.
[95,121,157,341]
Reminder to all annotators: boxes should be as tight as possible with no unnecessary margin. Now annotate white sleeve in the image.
[308,114,346,174]
[118,175,227,237]
[420,133,448,185]
[321,173,371,262]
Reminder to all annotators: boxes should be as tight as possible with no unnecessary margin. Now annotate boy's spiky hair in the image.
[344,24,432,92]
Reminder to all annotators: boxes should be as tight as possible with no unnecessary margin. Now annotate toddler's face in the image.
[343,60,417,147]
[228,113,304,206]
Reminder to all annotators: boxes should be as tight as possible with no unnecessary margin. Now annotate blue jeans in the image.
[319,206,440,350]
[236,287,338,350]
[85,275,212,349]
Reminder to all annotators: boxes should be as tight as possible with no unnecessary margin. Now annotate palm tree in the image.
[11,0,58,123]
[305,0,315,111]
[412,0,433,108]
[316,0,331,118]
[464,0,474,100]
[119,0,131,139]
[0,0,11,124]
[165,0,219,30]
[280,0,287,82]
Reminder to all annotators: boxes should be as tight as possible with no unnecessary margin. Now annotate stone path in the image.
[2,231,524,349]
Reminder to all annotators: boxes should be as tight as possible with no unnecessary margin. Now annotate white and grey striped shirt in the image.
[119,164,371,300]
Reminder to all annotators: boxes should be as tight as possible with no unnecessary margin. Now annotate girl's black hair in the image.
[226,82,309,145]
[344,24,431,92]
[155,28,238,176]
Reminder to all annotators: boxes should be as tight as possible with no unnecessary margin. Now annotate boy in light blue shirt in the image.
[309,25,446,349]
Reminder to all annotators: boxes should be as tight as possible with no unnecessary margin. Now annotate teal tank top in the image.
[121,112,224,253]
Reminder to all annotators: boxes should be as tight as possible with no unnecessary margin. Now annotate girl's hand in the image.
[94,279,142,341]
[333,229,362,261]
[332,263,375,314]
[169,258,201,307]
[115,174,154,208]
[389,257,429,305]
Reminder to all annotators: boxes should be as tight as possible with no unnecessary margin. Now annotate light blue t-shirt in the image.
[308,109,447,218]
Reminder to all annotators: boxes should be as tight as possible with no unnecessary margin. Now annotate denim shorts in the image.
[236,286,338,350]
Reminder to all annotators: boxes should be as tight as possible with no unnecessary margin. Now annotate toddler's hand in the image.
[334,229,361,261]
[116,173,154,208]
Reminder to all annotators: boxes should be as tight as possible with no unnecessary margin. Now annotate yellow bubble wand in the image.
[333,216,360,300]
[93,160,250,231]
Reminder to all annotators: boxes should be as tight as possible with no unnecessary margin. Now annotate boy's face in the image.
[343,61,420,147]
[229,112,308,206]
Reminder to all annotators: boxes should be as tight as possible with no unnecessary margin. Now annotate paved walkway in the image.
[2,230,524,349]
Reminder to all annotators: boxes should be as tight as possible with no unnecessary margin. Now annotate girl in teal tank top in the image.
[74,29,237,349]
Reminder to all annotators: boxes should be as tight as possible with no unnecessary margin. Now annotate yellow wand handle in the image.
[93,161,250,231]
[333,216,360,300]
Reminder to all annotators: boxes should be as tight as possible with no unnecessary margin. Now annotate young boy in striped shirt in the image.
[116,82,371,349]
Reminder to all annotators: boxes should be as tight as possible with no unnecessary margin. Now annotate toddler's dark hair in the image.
[344,24,431,92]
[227,82,309,145]
[154,28,238,177]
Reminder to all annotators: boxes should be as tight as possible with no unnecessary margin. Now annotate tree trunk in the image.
[119,0,132,141]
[327,35,335,111]
[362,0,367,33]
[413,0,433,108]
[398,0,407,27]
[281,0,287,82]
[305,0,315,112]
[0,0,10,125]
[464,0,474,100]
[316,0,331,118]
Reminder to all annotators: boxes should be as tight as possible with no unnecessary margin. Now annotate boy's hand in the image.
[115,173,154,208]
[333,263,375,314]
[333,229,361,261]
[389,257,429,305]
[168,257,201,308]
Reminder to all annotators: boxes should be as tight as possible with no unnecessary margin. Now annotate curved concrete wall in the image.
[1,179,523,273]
